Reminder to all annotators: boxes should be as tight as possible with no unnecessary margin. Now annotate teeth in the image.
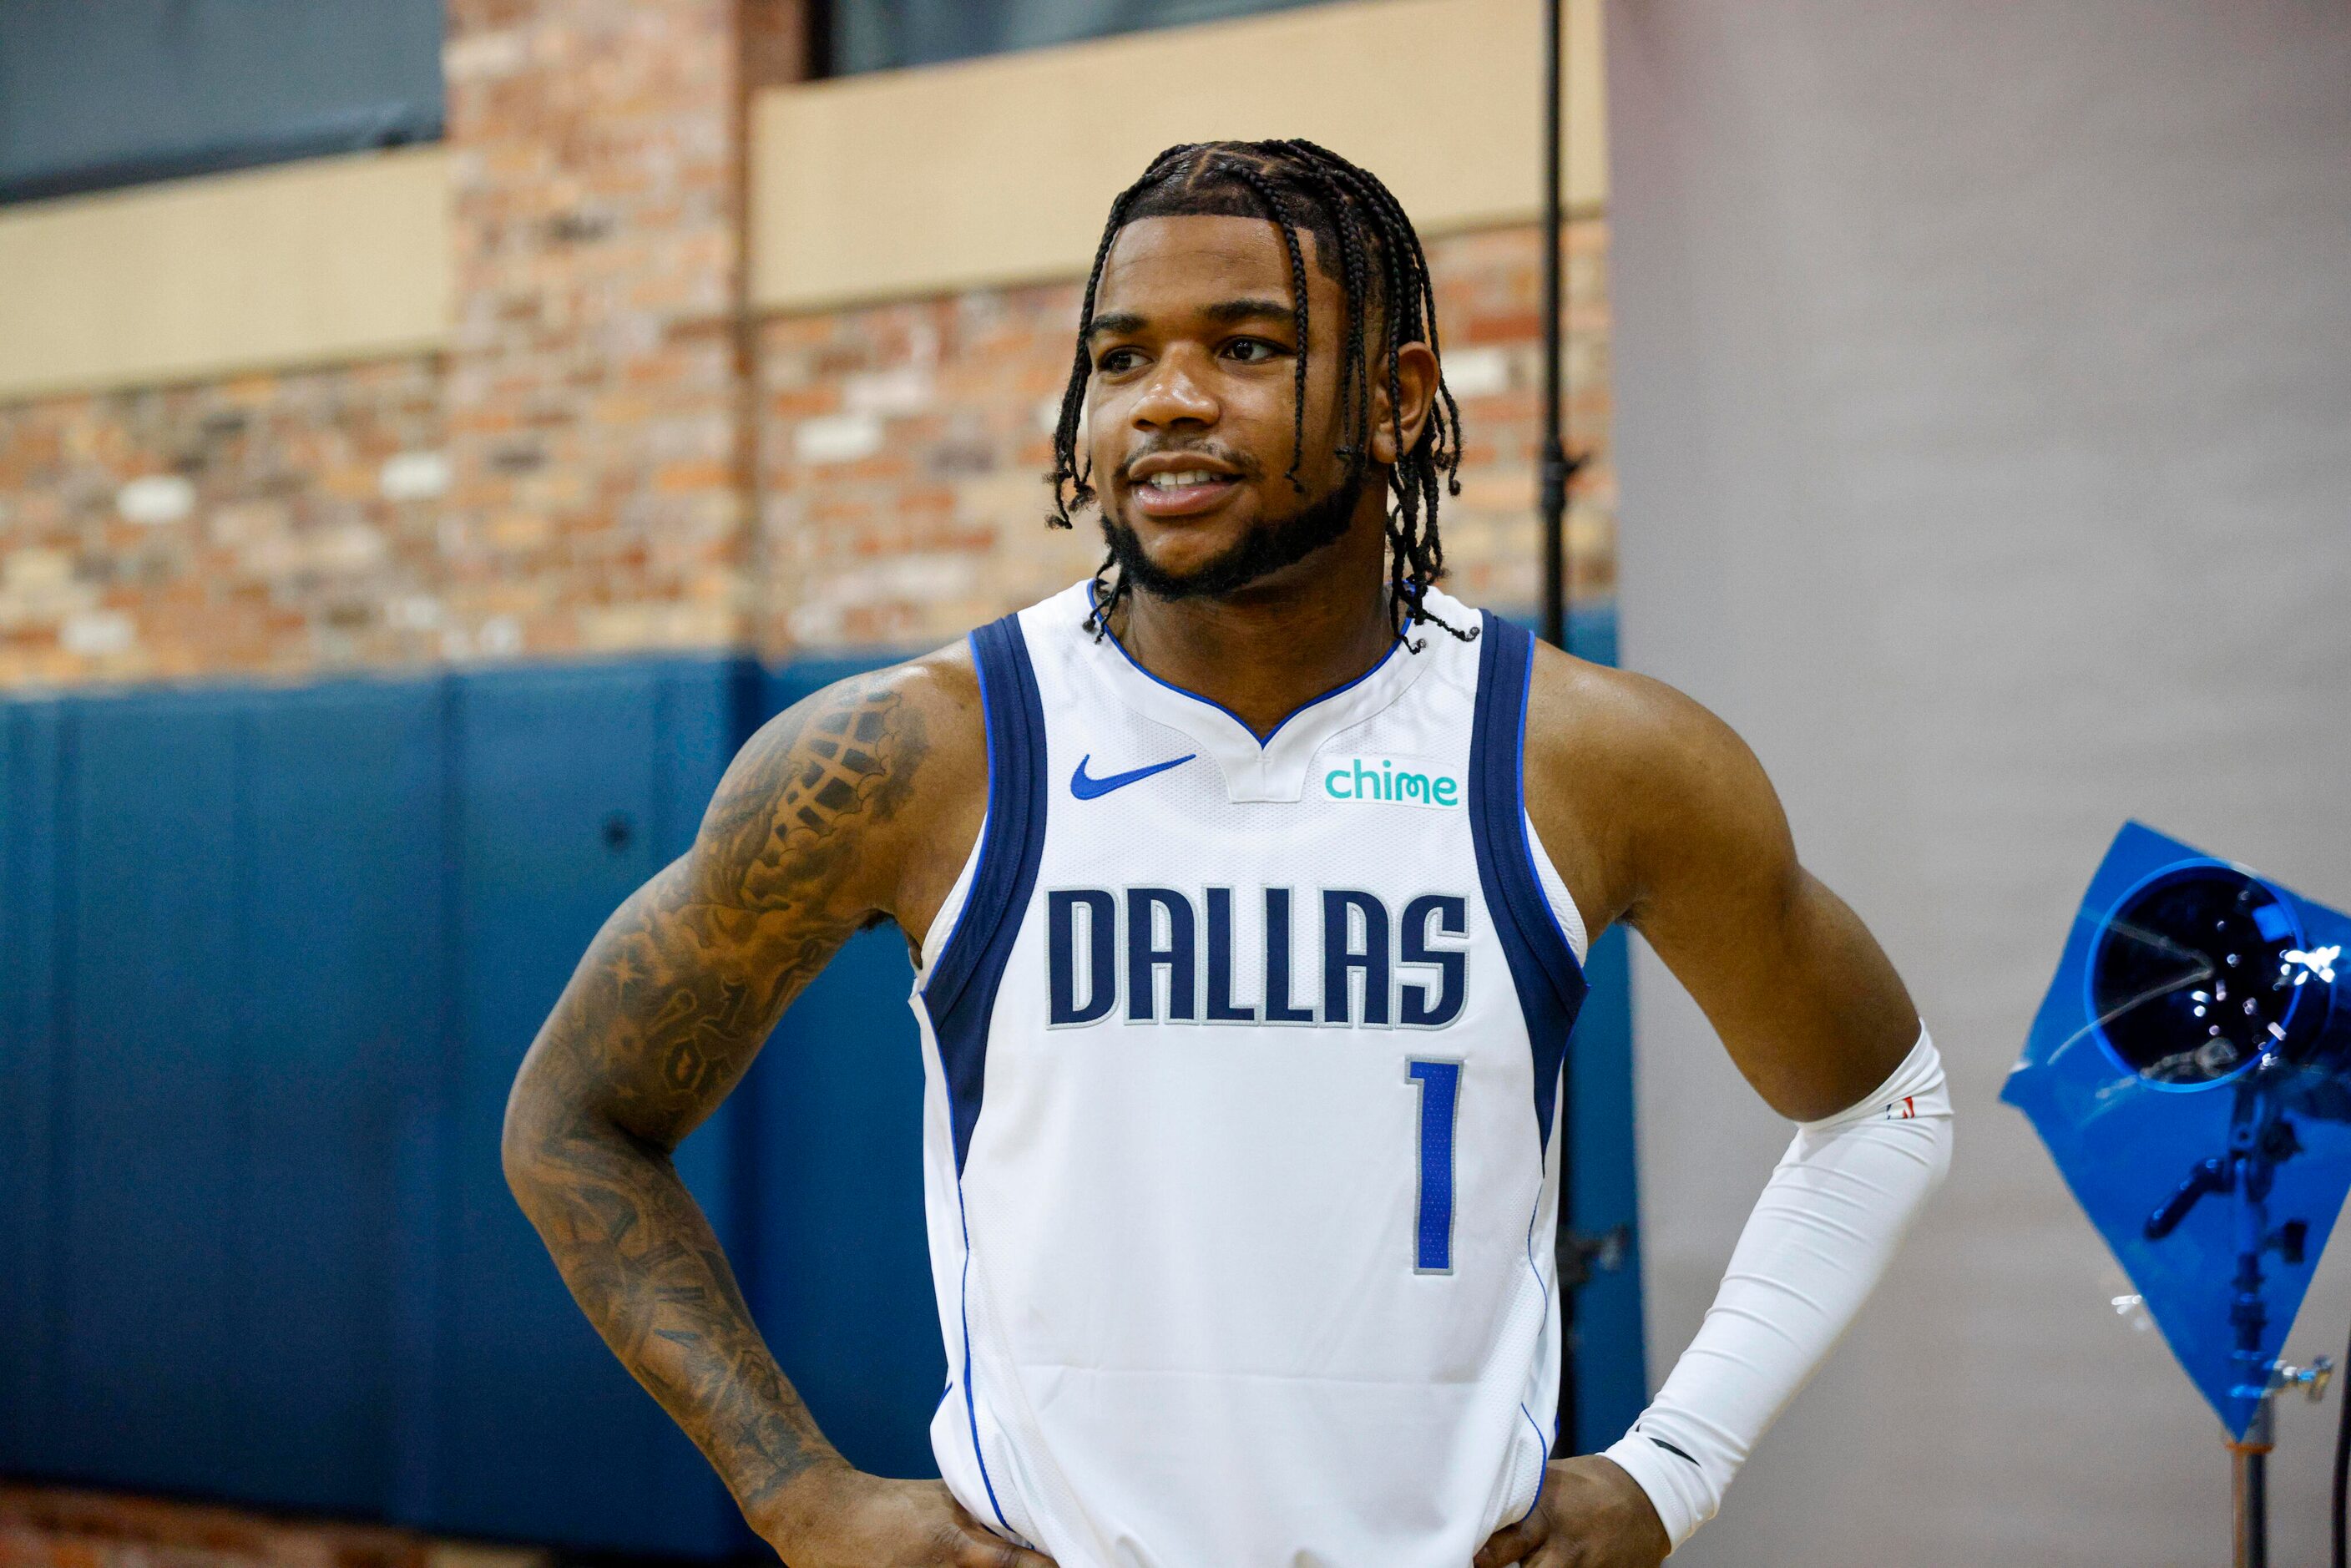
[1147,469,1219,488]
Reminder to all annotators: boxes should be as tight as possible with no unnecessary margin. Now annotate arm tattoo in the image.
[503,675,928,1520]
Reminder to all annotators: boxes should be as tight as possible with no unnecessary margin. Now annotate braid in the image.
[1316,161,1422,639]
[1283,160,1376,485]
[1048,139,1476,649]
[1213,160,1314,497]
[1279,143,1468,647]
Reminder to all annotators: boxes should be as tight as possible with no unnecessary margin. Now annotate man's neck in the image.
[1111,564,1397,741]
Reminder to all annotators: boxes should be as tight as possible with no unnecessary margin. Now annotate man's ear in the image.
[1368,341,1441,464]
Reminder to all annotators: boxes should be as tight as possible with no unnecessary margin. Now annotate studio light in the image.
[2008,823,2351,1568]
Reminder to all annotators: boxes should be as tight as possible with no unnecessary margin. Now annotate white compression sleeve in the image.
[1601,1025,1953,1552]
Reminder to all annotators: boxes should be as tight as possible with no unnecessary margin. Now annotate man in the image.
[503,140,1952,1566]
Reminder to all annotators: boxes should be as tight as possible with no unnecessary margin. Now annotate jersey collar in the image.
[1085,589,1436,803]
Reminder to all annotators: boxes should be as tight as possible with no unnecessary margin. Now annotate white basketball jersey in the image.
[908,580,1590,1567]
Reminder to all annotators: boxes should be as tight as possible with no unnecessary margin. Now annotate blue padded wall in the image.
[0,638,1646,1546]
[0,701,69,1472]
[237,685,444,1510]
[60,692,281,1499]
[1,682,447,1512]
[423,660,749,1551]
[0,662,754,1553]
[1566,926,1646,1449]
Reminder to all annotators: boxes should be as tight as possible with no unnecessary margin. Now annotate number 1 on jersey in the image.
[1407,1059,1462,1273]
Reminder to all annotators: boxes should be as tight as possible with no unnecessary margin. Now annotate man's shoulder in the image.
[741,635,984,767]
[743,577,1099,835]
[688,639,988,918]
[1523,641,1728,787]
[762,637,988,817]
[1520,642,1782,932]
[853,636,984,729]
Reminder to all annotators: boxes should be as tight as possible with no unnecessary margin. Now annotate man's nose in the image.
[1130,346,1220,429]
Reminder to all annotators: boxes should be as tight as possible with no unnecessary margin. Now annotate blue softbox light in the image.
[2004,822,2351,1438]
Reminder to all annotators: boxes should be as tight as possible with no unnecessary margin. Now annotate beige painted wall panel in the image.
[0,147,452,402]
[753,0,1605,312]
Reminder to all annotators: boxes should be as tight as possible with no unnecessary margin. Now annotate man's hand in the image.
[1474,1456,1671,1568]
[753,1466,1056,1568]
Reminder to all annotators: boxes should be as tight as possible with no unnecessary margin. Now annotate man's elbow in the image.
[501,1055,561,1207]
[500,1050,652,1210]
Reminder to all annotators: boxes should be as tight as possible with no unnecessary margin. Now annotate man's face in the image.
[1083,214,1368,602]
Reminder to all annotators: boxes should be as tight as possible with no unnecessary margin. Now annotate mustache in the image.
[1113,443,1264,485]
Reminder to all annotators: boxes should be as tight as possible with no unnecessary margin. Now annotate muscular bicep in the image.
[518,865,864,1153]
[510,669,954,1154]
[1615,689,1919,1122]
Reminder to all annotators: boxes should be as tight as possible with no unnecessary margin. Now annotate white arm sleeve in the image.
[1600,1025,1953,1552]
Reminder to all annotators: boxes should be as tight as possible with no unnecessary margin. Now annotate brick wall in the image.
[756,215,1614,656]
[438,0,749,662]
[0,1486,543,1568]
[0,6,1613,688]
[0,358,447,686]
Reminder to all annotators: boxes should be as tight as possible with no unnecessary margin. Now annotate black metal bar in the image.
[1540,0,1582,1462]
[2240,1440,2270,1568]
[805,0,837,79]
[1539,0,1568,655]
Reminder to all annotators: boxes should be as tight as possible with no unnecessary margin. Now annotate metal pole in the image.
[1539,0,1568,654]
[1539,0,1580,1461]
[2237,1420,2271,1568]
[2228,1089,2273,1568]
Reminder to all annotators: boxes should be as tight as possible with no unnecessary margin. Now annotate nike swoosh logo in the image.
[1070,751,1196,800]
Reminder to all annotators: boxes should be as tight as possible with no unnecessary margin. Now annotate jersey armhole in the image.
[1521,812,1590,967]
[916,812,988,986]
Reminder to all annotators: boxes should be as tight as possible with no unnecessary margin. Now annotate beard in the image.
[1100,467,1367,603]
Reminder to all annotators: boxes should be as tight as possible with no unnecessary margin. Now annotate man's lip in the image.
[1125,453,1241,481]
[1128,473,1241,518]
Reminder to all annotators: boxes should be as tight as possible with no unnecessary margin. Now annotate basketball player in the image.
[503,142,1953,1566]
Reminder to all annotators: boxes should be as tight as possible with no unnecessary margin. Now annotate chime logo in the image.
[1321,756,1462,809]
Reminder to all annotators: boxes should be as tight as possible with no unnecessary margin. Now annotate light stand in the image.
[2146,1056,2336,1566]
[2096,862,2348,1568]
[1536,0,1630,1463]
[2008,827,2351,1568]
[1539,0,1583,1456]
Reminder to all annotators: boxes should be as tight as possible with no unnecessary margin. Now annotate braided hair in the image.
[1046,139,1472,649]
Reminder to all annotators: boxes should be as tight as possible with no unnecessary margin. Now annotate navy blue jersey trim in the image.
[1467,611,1588,1152]
[924,613,1049,1173]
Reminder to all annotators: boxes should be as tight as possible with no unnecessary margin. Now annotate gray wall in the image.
[1604,4,2351,1563]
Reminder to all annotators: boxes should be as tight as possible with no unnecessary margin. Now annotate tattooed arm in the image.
[502,650,1051,1568]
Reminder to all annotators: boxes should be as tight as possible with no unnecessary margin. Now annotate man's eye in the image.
[1099,348,1144,374]
[1225,338,1282,363]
